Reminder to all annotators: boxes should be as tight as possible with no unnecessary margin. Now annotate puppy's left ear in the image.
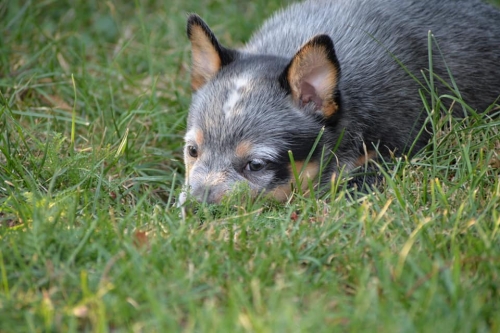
[281,35,341,118]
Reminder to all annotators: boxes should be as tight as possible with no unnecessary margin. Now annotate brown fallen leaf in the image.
[133,230,150,249]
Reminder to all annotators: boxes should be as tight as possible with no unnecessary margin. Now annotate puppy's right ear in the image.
[281,35,341,118]
[187,15,237,91]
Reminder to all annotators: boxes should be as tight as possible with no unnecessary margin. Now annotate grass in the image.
[1,0,500,332]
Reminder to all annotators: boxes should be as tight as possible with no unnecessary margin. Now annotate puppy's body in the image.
[183,0,500,204]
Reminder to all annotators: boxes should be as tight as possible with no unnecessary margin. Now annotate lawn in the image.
[1,0,500,332]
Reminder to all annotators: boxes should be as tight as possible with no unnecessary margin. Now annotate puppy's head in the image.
[183,15,341,204]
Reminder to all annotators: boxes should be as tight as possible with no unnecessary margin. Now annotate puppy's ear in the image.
[281,35,341,118]
[187,15,237,91]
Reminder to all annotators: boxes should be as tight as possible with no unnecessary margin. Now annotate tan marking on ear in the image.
[354,150,377,167]
[321,98,339,118]
[189,24,222,90]
[268,161,320,202]
[235,141,253,158]
[288,42,339,117]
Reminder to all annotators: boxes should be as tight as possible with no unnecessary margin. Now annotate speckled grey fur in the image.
[184,0,500,203]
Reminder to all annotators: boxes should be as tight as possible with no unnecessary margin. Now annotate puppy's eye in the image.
[187,145,198,158]
[245,159,266,172]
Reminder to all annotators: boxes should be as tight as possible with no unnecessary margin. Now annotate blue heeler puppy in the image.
[182,0,500,204]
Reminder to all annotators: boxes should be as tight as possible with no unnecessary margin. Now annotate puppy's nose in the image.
[191,185,225,204]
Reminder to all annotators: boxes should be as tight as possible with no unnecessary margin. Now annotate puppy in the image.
[182,0,500,204]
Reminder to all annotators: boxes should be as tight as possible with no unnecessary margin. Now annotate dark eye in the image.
[187,145,198,158]
[245,159,266,172]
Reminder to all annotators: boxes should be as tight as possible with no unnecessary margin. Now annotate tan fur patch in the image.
[354,150,377,167]
[269,184,293,202]
[288,42,339,117]
[269,161,320,202]
[204,171,227,186]
[294,161,320,191]
[194,128,204,147]
[189,25,221,90]
[235,141,253,158]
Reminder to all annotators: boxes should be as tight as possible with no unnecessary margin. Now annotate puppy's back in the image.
[245,0,500,112]
[244,0,500,154]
